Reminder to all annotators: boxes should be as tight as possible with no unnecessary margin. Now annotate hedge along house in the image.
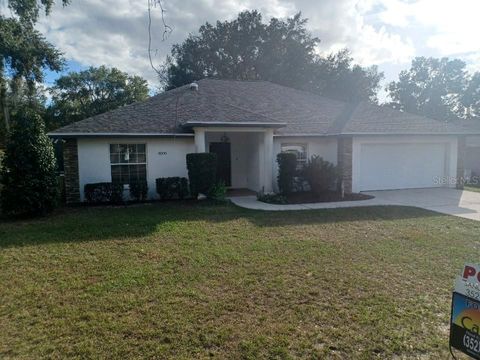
[49,79,476,203]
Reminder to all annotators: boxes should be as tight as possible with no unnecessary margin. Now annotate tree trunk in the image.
[0,62,10,134]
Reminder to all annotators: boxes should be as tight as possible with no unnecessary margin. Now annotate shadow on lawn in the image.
[0,201,446,249]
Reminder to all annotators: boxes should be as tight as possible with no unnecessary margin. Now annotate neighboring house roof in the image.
[49,79,473,137]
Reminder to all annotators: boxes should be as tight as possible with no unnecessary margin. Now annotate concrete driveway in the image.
[230,188,480,221]
[364,188,480,221]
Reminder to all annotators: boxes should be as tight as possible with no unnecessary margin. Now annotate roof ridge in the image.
[198,78,351,107]
[360,101,467,130]
[328,102,360,134]
[223,102,282,123]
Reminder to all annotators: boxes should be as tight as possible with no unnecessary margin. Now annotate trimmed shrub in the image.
[208,181,227,201]
[0,111,58,217]
[186,153,217,197]
[156,177,189,200]
[129,181,148,202]
[84,182,123,204]
[277,152,297,194]
[301,156,337,194]
[257,193,287,204]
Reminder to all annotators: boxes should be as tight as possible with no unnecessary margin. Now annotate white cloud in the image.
[372,0,480,56]
[0,0,476,90]
[27,0,416,88]
[374,0,413,27]
[275,0,415,65]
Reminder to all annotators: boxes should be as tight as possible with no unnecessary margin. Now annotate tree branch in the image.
[148,0,172,77]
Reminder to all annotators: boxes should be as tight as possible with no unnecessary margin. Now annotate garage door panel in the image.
[358,143,447,191]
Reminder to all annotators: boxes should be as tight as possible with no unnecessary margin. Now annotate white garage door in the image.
[357,143,447,191]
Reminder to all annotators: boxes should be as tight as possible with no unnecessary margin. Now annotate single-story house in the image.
[49,79,477,203]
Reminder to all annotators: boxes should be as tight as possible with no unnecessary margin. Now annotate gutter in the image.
[48,131,480,139]
[275,132,480,137]
[183,121,286,129]
[47,132,195,138]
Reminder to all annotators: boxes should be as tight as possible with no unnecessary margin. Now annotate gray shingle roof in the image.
[50,79,473,136]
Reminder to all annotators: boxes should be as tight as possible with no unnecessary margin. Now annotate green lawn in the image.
[465,184,480,193]
[0,202,479,359]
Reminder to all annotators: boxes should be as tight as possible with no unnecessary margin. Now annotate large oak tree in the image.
[0,0,69,137]
[47,66,149,130]
[387,57,479,121]
[162,11,383,103]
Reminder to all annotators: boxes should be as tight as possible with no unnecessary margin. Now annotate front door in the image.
[209,142,231,187]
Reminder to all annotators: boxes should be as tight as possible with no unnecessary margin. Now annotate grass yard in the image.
[465,184,480,193]
[1,202,479,359]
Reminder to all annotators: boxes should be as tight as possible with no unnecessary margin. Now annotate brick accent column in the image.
[457,136,466,190]
[338,137,353,194]
[63,139,80,203]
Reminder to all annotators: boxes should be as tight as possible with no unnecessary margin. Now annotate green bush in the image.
[257,193,287,204]
[0,111,58,217]
[277,152,297,194]
[129,181,148,202]
[84,182,124,204]
[186,153,217,197]
[156,177,189,200]
[301,156,337,194]
[208,181,227,201]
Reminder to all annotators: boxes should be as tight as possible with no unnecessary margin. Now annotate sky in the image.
[4,0,480,101]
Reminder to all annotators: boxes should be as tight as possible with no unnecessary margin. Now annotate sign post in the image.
[450,264,480,359]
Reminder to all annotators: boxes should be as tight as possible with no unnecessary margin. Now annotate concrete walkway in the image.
[229,188,480,221]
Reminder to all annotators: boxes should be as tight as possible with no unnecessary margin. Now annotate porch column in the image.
[63,138,80,204]
[263,129,274,193]
[337,137,353,194]
[457,135,466,189]
[194,128,206,153]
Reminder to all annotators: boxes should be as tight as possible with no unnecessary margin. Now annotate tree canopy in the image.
[460,72,480,120]
[387,57,479,121]
[47,66,149,130]
[162,11,383,103]
[0,108,58,217]
[6,0,70,26]
[0,0,68,135]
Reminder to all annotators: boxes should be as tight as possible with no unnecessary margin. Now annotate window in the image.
[110,144,147,184]
[281,143,307,169]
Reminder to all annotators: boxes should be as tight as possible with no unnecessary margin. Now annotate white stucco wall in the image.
[75,134,459,199]
[351,135,458,192]
[77,137,195,200]
[272,136,338,192]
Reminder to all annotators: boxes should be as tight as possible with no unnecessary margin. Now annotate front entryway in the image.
[209,142,232,186]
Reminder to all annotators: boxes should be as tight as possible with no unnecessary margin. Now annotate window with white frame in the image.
[110,144,147,184]
[281,143,307,169]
